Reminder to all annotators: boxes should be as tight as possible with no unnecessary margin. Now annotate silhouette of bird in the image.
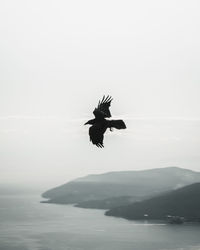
[84,95,126,147]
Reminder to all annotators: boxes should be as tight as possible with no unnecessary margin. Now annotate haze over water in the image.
[1,194,200,250]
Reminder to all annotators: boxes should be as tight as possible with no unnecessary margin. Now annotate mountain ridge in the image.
[41,167,200,207]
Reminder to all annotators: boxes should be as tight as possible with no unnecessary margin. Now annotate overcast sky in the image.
[0,0,200,190]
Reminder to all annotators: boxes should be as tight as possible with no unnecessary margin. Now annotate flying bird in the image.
[84,95,126,147]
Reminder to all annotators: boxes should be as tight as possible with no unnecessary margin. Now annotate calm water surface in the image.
[0,194,200,250]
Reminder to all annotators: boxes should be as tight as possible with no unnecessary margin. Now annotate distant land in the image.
[105,182,200,222]
[75,196,137,209]
[41,167,200,210]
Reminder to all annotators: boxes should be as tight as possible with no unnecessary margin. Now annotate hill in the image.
[75,196,137,209]
[41,167,200,207]
[105,183,200,222]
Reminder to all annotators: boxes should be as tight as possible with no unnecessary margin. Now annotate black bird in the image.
[84,95,126,147]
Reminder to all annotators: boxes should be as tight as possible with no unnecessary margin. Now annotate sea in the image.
[0,194,200,250]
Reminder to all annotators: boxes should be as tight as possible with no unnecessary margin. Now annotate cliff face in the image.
[105,183,200,221]
[41,167,200,206]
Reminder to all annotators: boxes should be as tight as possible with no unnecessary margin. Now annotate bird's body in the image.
[84,96,126,147]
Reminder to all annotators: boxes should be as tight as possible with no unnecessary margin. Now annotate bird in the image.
[84,95,126,147]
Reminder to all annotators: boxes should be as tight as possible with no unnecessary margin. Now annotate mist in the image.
[0,0,200,190]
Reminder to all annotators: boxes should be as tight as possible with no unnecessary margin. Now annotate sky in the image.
[0,0,200,190]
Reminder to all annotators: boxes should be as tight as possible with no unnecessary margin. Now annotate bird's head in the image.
[84,119,95,125]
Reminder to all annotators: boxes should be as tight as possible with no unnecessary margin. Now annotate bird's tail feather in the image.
[109,120,126,129]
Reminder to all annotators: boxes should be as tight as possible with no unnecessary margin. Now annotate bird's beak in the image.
[84,122,88,125]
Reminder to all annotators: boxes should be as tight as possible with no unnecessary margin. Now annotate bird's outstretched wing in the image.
[93,95,113,119]
[89,125,104,148]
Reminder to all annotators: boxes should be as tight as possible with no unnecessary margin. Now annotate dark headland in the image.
[41,167,200,222]
[105,182,200,222]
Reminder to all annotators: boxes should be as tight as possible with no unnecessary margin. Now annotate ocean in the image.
[0,194,200,250]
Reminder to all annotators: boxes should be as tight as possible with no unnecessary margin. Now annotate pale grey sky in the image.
[0,0,200,190]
